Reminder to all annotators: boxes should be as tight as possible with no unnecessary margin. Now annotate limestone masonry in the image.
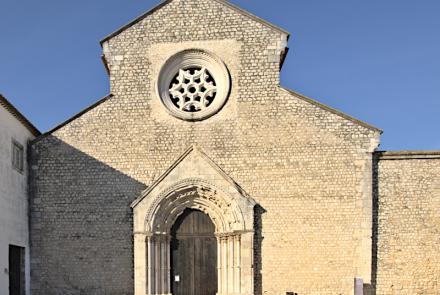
[24,0,439,294]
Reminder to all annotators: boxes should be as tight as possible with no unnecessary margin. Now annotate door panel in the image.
[9,245,24,295]
[172,237,194,293]
[194,237,217,295]
[171,209,217,295]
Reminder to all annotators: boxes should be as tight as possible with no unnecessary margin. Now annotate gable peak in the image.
[100,0,289,46]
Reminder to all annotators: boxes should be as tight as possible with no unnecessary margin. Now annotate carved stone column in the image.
[147,235,155,294]
[222,236,228,294]
[216,235,223,294]
[145,234,172,295]
[234,235,241,293]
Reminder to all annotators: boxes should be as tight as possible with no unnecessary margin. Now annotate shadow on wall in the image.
[254,204,266,295]
[365,155,380,295]
[29,135,147,295]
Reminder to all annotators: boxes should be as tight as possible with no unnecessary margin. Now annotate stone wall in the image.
[375,152,440,295]
[30,0,381,294]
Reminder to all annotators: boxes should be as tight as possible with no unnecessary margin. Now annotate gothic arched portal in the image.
[132,146,256,295]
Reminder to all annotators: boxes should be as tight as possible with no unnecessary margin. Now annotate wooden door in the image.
[9,245,24,295]
[171,209,217,295]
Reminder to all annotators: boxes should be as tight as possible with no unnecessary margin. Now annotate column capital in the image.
[133,231,151,236]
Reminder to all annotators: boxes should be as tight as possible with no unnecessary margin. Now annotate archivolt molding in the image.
[144,178,248,234]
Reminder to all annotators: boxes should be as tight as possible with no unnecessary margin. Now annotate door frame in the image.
[9,245,25,295]
[133,179,256,295]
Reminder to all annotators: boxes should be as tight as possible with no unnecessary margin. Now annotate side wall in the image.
[375,152,440,294]
[0,105,34,295]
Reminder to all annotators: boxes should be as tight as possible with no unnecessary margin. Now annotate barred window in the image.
[12,140,24,172]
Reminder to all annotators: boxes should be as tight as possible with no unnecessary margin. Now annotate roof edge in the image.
[31,94,113,145]
[280,86,383,134]
[217,0,290,36]
[375,150,440,160]
[100,0,172,46]
[0,94,41,137]
[100,0,289,46]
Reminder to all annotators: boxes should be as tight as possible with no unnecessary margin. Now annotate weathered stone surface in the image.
[375,153,440,295]
[28,0,439,294]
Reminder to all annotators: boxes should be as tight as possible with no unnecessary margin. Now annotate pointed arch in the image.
[145,179,247,234]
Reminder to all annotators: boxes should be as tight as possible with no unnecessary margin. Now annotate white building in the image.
[0,95,39,295]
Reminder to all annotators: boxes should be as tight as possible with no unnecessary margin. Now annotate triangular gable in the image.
[131,145,253,208]
[100,0,289,46]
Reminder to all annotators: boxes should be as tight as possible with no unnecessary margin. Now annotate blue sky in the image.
[0,0,439,150]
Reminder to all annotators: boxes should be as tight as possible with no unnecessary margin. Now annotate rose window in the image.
[157,50,230,121]
[169,67,217,112]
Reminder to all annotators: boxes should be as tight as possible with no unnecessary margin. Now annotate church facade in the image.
[28,1,440,295]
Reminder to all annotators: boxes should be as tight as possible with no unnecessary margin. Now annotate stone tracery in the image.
[169,67,217,112]
[157,49,230,121]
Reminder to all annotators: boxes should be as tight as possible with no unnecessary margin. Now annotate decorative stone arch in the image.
[132,147,256,295]
[146,179,247,233]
